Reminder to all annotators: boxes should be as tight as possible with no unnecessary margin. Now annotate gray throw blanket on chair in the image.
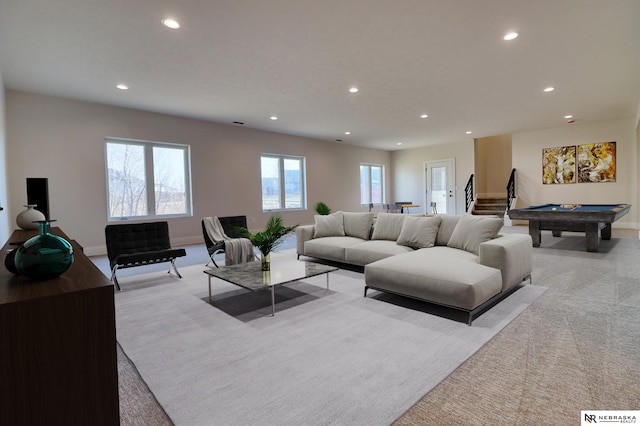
[203,217,256,265]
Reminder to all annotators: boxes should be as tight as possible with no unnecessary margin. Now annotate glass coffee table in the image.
[204,258,337,316]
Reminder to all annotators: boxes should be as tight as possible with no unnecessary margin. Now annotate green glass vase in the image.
[14,220,74,280]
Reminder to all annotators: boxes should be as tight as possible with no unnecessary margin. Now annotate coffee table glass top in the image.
[204,259,337,291]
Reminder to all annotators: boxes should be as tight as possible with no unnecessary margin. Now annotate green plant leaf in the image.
[315,201,332,215]
[236,215,297,256]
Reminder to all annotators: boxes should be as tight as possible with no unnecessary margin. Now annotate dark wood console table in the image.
[0,227,120,425]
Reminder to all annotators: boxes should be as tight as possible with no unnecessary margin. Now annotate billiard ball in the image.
[552,207,557,211]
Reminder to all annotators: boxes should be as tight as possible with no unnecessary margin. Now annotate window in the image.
[261,154,306,211]
[360,164,384,205]
[105,138,192,220]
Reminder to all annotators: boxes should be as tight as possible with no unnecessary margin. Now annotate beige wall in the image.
[0,67,9,243]
[512,118,638,228]
[636,101,640,232]
[390,140,474,215]
[5,91,392,255]
[4,89,639,255]
[474,134,512,195]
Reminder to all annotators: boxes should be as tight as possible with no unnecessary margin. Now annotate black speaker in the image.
[26,177,50,220]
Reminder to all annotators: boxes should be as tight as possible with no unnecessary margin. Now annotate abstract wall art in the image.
[577,141,616,183]
[542,145,576,184]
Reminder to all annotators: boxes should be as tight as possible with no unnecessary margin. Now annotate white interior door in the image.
[425,160,455,214]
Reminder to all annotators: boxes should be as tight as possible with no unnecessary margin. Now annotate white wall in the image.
[5,91,392,254]
[0,65,9,243]
[390,140,474,215]
[512,118,638,228]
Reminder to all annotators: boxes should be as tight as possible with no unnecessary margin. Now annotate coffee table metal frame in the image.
[204,260,337,316]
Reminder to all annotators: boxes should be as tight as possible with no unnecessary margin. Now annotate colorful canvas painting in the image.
[542,145,576,184]
[577,141,616,183]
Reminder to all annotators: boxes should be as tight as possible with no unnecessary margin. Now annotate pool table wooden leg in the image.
[601,223,612,240]
[529,221,541,247]
[585,222,600,252]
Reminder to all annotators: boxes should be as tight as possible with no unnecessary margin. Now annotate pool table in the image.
[507,203,631,252]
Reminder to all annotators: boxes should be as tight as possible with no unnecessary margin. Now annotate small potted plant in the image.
[237,215,297,271]
[315,202,332,215]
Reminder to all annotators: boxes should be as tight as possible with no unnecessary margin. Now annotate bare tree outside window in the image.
[106,143,147,217]
[106,138,192,220]
[153,146,187,215]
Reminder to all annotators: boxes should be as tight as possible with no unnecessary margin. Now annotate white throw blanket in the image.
[203,217,256,265]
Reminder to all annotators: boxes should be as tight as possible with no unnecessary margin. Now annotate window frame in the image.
[360,163,385,206]
[260,153,307,212]
[105,137,193,221]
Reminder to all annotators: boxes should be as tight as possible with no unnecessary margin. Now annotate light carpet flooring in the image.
[112,227,640,425]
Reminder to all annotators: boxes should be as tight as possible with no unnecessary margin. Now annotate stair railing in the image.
[506,168,516,211]
[464,174,474,212]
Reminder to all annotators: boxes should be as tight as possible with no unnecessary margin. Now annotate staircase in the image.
[472,194,508,217]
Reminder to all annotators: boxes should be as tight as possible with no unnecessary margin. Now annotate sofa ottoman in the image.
[365,247,503,314]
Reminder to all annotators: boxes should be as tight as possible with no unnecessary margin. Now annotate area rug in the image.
[114,251,546,426]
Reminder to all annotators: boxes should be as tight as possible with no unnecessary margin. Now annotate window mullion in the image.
[299,158,305,209]
[368,165,373,203]
[145,145,156,216]
[279,157,286,209]
[183,146,192,213]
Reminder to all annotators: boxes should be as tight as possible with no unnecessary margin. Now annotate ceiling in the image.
[1,0,639,151]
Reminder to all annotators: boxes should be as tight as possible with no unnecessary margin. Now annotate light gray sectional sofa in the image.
[296,211,533,325]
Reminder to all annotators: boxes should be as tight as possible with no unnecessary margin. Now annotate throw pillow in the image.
[371,213,407,241]
[396,216,442,249]
[434,214,461,246]
[447,213,503,255]
[343,212,374,240]
[313,211,345,238]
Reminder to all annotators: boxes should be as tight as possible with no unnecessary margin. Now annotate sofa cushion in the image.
[343,212,374,240]
[396,216,441,249]
[365,249,502,310]
[447,213,503,255]
[434,214,461,246]
[304,236,363,263]
[313,211,345,238]
[371,213,406,241]
[345,240,414,266]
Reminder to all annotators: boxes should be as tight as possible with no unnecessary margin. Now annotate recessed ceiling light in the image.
[345,131,351,135]
[270,116,278,120]
[420,114,428,119]
[564,115,573,119]
[396,142,403,146]
[116,84,128,90]
[543,86,555,92]
[349,87,359,93]
[162,18,180,29]
[503,32,518,41]
[466,131,472,135]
